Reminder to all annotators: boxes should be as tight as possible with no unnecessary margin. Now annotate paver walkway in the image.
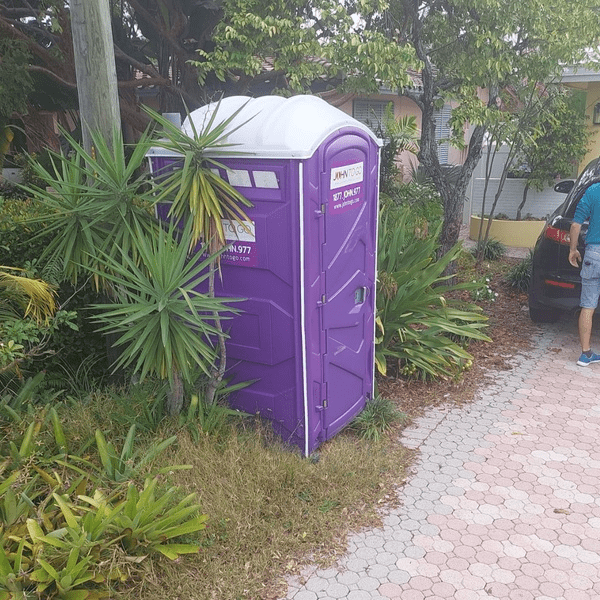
[283,315,600,600]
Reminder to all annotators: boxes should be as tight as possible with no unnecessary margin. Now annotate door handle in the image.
[354,286,368,304]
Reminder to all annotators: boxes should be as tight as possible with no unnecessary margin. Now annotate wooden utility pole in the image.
[70,0,121,152]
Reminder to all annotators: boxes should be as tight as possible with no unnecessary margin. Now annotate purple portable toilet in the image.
[148,96,381,455]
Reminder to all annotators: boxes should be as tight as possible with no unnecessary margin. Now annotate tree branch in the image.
[118,76,171,88]
[0,16,63,70]
[113,43,161,79]
[126,0,188,59]
[27,64,77,89]
[0,13,61,45]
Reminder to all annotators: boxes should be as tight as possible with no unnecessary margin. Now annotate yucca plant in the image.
[146,103,253,251]
[147,103,254,405]
[20,119,247,414]
[89,221,242,414]
[22,127,159,289]
[376,205,491,380]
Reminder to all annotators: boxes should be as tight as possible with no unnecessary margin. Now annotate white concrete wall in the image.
[465,145,570,222]
[1,168,22,184]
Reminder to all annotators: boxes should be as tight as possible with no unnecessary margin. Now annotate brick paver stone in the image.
[283,316,600,599]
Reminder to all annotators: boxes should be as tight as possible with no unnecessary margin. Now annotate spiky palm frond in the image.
[145,103,254,252]
[22,127,159,289]
[89,222,241,387]
[0,266,56,323]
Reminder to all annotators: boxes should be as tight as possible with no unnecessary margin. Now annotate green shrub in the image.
[0,196,108,386]
[350,396,409,441]
[0,196,53,268]
[0,180,29,200]
[376,204,490,380]
[505,252,533,292]
[41,284,107,384]
[472,238,507,261]
[377,108,419,194]
[382,180,443,228]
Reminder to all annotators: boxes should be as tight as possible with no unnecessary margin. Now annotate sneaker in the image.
[577,351,600,366]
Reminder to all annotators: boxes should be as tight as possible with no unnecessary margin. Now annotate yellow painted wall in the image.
[563,80,600,173]
[469,216,545,248]
[581,82,600,171]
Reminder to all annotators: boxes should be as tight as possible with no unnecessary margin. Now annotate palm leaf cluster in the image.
[17,104,253,408]
[0,266,56,323]
[147,106,254,252]
[89,222,240,387]
[376,205,490,380]
[22,128,159,288]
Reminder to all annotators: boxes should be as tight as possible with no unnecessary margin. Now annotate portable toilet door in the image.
[147,96,381,455]
[297,126,381,453]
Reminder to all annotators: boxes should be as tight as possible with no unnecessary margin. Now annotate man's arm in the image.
[569,221,582,267]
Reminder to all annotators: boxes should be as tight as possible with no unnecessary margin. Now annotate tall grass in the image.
[138,427,412,600]
[46,388,414,600]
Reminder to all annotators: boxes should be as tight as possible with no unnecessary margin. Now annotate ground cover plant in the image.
[504,252,533,293]
[0,400,209,600]
[375,200,491,380]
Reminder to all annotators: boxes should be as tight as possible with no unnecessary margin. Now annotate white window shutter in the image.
[353,100,391,134]
[434,105,452,164]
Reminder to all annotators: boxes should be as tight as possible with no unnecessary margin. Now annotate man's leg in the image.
[576,247,600,365]
[579,307,595,352]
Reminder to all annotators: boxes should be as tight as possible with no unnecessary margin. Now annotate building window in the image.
[434,105,452,164]
[353,100,392,135]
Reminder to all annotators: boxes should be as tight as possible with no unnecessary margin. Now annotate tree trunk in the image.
[403,0,491,273]
[70,0,120,153]
[477,142,501,247]
[516,180,530,221]
[477,136,522,263]
[418,121,486,273]
[167,369,184,415]
[205,260,227,405]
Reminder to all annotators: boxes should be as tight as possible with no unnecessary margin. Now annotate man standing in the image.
[569,182,600,366]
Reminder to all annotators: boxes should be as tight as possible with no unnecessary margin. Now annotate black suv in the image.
[529,158,600,323]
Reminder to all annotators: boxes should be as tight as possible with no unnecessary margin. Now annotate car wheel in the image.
[528,304,561,323]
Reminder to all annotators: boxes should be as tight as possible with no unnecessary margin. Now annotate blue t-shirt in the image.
[574,182,600,246]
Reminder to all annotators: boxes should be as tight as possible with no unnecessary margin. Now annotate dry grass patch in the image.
[128,423,414,600]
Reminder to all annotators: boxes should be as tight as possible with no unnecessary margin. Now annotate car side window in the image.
[565,191,586,219]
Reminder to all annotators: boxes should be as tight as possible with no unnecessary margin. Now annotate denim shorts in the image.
[581,245,600,309]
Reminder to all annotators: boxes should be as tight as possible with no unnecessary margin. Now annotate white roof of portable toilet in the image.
[148,95,381,161]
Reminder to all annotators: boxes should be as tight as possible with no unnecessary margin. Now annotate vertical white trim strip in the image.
[298,162,310,457]
[372,146,381,401]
